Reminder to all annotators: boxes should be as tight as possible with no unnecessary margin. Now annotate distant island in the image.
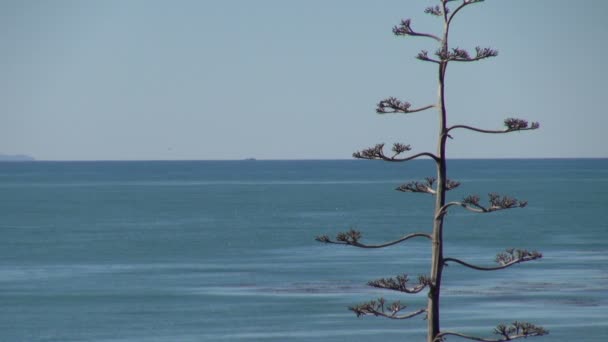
[0,154,35,162]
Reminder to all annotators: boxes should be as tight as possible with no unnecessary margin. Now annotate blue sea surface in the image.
[1,159,607,341]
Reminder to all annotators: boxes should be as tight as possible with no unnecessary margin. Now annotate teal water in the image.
[1,159,606,341]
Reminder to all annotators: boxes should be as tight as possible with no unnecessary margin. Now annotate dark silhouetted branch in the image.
[368,274,431,294]
[435,321,548,342]
[376,97,435,114]
[393,19,441,42]
[448,118,540,134]
[353,143,439,162]
[444,249,542,271]
[350,297,427,320]
[316,229,431,249]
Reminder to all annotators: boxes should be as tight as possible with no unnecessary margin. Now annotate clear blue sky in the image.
[2,0,607,160]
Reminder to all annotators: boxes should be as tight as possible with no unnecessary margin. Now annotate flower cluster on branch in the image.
[376,97,435,114]
[416,50,438,63]
[462,193,527,212]
[489,193,527,209]
[425,5,445,16]
[336,229,361,244]
[377,97,411,113]
[368,274,431,294]
[393,19,441,41]
[417,47,498,64]
[392,143,411,154]
[448,118,540,135]
[353,143,438,162]
[443,247,542,271]
[353,143,406,160]
[436,321,547,342]
[446,179,461,190]
[494,321,548,339]
[396,177,460,194]
[504,118,540,131]
[393,19,413,36]
[316,230,431,249]
[349,297,426,320]
[496,248,542,266]
[315,229,360,245]
[437,46,498,62]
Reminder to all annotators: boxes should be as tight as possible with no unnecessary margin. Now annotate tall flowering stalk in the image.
[317,1,547,341]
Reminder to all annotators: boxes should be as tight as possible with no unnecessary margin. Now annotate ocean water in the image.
[0,159,606,341]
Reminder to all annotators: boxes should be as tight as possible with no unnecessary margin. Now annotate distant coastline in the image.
[0,154,35,162]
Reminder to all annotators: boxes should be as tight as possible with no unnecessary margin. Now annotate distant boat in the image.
[244,158,257,161]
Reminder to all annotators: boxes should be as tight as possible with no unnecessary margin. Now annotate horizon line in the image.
[3,157,608,162]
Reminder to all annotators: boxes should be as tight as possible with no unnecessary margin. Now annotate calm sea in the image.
[1,159,606,341]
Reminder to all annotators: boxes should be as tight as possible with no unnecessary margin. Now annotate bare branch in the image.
[396,177,460,195]
[447,0,485,26]
[448,118,540,134]
[368,274,431,294]
[315,230,431,249]
[353,143,439,162]
[436,321,548,342]
[435,201,464,217]
[437,201,479,217]
[376,97,435,114]
[444,248,542,271]
[393,19,441,42]
[350,297,427,320]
